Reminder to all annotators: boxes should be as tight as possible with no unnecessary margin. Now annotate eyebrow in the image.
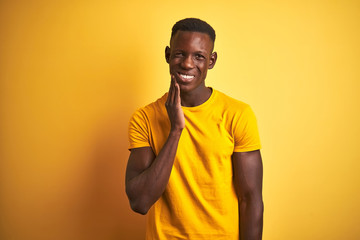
[172,49,209,55]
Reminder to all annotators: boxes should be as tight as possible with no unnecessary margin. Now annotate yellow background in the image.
[1,0,359,239]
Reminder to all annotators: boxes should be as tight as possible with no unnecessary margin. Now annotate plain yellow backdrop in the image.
[1,0,359,239]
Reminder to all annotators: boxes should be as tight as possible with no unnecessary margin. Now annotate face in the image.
[165,31,217,93]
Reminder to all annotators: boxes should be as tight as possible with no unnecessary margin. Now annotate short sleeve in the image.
[128,109,151,150]
[233,105,261,152]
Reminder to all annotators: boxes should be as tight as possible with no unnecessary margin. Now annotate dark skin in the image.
[125,30,263,239]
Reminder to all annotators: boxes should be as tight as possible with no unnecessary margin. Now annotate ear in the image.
[165,46,171,63]
[208,52,217,69]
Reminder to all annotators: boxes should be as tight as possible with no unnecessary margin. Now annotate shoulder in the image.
[130,93,168,122]
[144,93,168,110]
[213,89,251,113]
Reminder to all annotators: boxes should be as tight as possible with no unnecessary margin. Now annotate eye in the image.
[174,52,184,57]
[195,54,205,60]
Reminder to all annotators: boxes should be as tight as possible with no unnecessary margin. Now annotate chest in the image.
[149,109,235,158]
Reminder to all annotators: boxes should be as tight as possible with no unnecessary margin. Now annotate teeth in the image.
[180,74,194,79]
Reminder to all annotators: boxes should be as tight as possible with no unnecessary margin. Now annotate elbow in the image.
[239,193,264,212]
[257,199,264,216]
[125,183,151,215]
[239,196,264,223]
[126,188,150,215]
[129,200,150,215]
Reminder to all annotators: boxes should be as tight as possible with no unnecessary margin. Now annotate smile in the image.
[177,72,195,82]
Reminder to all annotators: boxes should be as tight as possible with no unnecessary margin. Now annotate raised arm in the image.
[125,76,184,215]
[232,150,264,240]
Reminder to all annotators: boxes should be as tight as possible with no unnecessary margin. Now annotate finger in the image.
[170,75,176,103]
[174,80,181,106]
[173,79,178,104]
[167,75,174,104]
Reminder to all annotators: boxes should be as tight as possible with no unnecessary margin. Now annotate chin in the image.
[178,84,191,92]
[179,84,205,94]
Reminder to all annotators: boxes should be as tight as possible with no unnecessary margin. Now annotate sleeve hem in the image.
[128,143,151,151]
[233,144,261,152]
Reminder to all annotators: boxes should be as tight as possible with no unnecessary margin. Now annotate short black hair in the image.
[171,18,216,43]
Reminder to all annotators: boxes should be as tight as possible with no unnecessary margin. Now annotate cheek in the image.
[169,63,176,71]
[196,60,207,67]
[169,59,179,68]
[169,63,179,74]
[197,63,208,73]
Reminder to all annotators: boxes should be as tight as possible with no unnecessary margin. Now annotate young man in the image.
[126,18,263,240]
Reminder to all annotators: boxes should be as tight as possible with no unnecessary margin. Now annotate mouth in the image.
[176,72,195,83]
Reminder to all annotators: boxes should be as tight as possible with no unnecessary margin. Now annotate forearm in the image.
[126,130,182,214]
[239,196,264,240]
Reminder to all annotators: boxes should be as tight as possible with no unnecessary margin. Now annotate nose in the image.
[180,55,195,69]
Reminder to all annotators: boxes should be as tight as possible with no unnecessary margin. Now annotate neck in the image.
[180,86,212,107]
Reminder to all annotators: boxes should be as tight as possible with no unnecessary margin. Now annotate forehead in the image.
[170,31,214,53]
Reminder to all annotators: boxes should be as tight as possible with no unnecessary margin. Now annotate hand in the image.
[165,75,185,132]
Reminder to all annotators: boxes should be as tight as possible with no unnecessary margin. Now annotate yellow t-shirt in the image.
[128,89,261,240]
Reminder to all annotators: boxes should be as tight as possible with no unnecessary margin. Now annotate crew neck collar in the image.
[181,87,216,112]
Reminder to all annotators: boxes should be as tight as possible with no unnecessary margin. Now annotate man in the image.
[125,18,263,240]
